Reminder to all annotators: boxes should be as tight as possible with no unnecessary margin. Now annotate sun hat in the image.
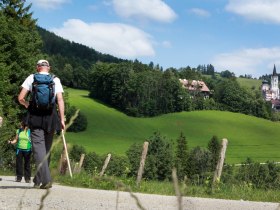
[37,59,49,66]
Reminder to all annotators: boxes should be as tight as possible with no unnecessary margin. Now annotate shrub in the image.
[70,144,86,162]
[266,162,280,189]
[207,135,221,171]
[144,132,173,181]
[105,154,130,177]
[175,132,189,180]
[83,152,102,175]
[68,111,88,132]
[65,105,76,125]
[236,158,280,189]
[126,143,142,177]
[126,132,173,181]
[220,164,236,184]
[0,140,16,171]
[187,146,212,184]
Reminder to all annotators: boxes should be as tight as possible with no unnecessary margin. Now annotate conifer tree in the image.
[207,135,221,171]
[0,1,42,119]
[175,132,189,180]
[0,0,36,27]
[0,1,42,169]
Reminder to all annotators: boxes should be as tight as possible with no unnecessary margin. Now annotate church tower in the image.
[271,64,279,99]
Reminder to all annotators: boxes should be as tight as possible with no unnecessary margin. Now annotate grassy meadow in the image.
[236,77,262,89]
[65,88,280,164]
[203,74,262,89]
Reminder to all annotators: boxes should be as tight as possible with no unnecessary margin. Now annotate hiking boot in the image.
[33,183,40,189]
[25,179,31,183]
[40,182,52,189]
[15,177,22,182]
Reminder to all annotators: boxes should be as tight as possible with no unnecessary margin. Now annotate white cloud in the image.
[189,8,211,18]
[226,0,280,24]
[28,0,70,10]
[212,47,280,77]
[112,0,177,23]
[51,19,155,58]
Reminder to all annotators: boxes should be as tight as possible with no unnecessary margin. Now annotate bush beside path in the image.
[0,176,279,210]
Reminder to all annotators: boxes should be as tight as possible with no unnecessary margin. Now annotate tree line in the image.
[87,62,273,119]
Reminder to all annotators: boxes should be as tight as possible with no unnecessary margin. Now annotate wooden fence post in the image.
[78,153,85,173]
[213,138,228,184]
[73,154,85,174]
[136,141,149,186]
[100,153,111,177]
[172,168,182,210]
[58,149,68,175]
[73,163,79,174]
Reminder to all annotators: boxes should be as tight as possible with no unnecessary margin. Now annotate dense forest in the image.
[37,26,126,89]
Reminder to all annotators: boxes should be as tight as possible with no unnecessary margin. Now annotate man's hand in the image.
[61,120,65,130]
[23,101,29,109]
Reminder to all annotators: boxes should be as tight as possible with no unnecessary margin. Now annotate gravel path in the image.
[0,176,279,210]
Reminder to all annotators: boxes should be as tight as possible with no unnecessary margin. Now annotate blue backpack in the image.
[31,73,56,112]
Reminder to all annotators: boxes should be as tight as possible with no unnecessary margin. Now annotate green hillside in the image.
[65,88,280,164]
[237,77,262,89]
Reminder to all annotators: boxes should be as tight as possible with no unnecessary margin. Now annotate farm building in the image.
[179,79,210,98]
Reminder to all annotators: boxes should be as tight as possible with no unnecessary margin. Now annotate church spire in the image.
[273,64,277,76]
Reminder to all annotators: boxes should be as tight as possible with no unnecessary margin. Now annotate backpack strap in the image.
[17,128,23,135]
[49,74,56,103]
[27,129,31,140]
[32,73,38,104]
[16,128,22,149]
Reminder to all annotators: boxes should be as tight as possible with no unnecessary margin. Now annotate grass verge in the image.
[54,172,280,203]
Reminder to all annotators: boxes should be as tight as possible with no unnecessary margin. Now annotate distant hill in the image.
[237,77,262,89]
[66,88,280,164]
[37,26,126,69]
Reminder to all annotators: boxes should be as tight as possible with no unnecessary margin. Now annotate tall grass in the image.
[66,88,280,164]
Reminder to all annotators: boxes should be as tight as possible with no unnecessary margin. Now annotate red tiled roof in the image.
[179,79,210,92]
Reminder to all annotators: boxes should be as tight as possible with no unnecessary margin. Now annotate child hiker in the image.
[8,121,32,183]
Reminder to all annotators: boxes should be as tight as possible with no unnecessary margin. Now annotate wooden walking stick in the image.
[61,130,73,178]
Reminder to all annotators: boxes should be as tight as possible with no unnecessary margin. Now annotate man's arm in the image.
[56,92,65,130]
[18,88,29,109]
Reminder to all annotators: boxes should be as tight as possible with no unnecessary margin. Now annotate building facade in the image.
[261,65,280,109]
[179,79,210,98]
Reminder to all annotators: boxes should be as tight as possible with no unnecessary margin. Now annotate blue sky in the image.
[26,0,280,78]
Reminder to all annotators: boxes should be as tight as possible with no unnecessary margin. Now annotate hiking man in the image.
[18,59,65,189]
[8,121,32,183]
